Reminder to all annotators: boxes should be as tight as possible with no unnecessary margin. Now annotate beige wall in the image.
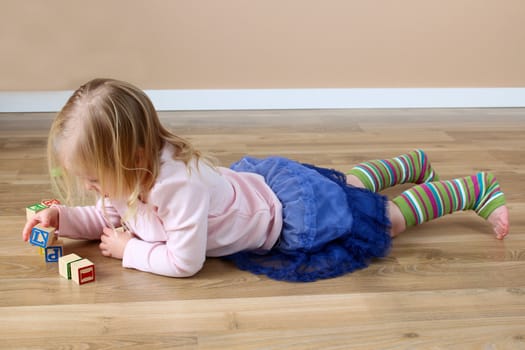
[1,0,524,91]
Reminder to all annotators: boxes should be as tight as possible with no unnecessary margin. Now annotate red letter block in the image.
[70,259,96,285]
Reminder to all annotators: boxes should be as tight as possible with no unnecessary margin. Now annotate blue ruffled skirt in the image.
[226,156,391,282]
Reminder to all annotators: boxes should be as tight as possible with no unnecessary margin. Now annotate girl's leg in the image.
[347,149,438,192]
[388,201,407,237]
[390,172,509,239]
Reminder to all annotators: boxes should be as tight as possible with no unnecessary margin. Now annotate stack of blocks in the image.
[26,199,95,285]
[31,224,63,262]
[27,200,63,263]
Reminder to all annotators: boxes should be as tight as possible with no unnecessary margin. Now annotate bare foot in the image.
[487,205,509,240]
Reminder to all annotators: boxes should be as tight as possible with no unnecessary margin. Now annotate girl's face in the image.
[78,169,123,199]
[83,176,103,195]
[75,168,111,197]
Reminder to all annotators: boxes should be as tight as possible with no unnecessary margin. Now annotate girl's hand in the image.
[22,207,60,241]
[99,227,134,260]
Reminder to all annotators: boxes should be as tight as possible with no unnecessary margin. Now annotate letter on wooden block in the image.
[26,203,48,221]
[41,199,61,207]
[70,259,96,285]
[45,241,64,263]
[58,253,82,279]
[29,225,57,248]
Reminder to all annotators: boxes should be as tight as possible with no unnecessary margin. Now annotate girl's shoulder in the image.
[153,145,221,194]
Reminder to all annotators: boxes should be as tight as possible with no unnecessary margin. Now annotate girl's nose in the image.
[85,181,100,193]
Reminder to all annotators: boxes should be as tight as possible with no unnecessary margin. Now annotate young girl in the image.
[22,78,510,282]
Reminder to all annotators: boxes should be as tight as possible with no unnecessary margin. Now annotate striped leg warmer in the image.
[347,149,438,192]
[392,172,506,227]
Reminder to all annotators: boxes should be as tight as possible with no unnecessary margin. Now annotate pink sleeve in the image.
[55,199,121,240]
[121,171,211,278]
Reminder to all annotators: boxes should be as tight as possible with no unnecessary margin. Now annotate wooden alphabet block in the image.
[70,259,96,285]
[26,203,48,221]
[41,199,61,207]
[44,240,64,263]
[29,225,57,248]
[58,253,82,279]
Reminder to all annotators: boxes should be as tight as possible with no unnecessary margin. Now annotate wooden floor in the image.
[1,109,524,349]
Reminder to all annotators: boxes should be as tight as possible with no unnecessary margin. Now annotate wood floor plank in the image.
[2,290,525,349]
[0,108,524,348]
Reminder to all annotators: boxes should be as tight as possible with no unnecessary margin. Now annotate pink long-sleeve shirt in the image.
[55,145,283,277]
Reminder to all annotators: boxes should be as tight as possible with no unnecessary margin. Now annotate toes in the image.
[488,205,510,239]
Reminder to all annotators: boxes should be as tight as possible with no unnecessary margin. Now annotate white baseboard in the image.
[1,88,525,113]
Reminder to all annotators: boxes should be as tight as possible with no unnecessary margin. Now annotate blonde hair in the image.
[48,78,204,209]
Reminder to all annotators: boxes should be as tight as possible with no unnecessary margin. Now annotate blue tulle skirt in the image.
[226,156,392,282]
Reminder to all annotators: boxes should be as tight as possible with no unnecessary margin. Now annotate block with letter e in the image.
[70,259,96,285]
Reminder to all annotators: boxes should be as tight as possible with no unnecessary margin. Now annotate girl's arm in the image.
[121,173,211,278]
[22,206,59,241]
[54,199,122,240]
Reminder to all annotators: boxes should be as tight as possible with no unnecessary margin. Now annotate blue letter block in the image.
[45,246,63,263]
[29,225,56,248]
